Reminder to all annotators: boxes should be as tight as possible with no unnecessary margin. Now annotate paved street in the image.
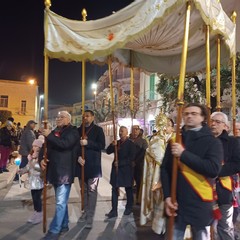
[0,153,161,240]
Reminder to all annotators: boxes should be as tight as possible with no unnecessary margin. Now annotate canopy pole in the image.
[108,56,118,174]
[130,52,134,128]
[168,1,191,239]
[42,0,51,233]
[231,11,237,136]
[42,54,49,234]
[81,8,87,212]
[216,35,221,112]
[205,25,211,123]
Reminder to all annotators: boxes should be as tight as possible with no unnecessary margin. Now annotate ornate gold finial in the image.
[44,0,51,8]
[155,110,169,139]
[231,11,237,23]
[82,8,87,22]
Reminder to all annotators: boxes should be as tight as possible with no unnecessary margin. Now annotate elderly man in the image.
[106,126,136,219]
[41,111,79,240]
[236,122,240,138]
[210,112,240,240]
[161,103,223,239]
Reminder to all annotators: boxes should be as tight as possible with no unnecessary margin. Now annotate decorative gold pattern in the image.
[155,112,169,142]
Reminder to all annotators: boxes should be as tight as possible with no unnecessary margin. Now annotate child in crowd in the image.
[19,138,44,224]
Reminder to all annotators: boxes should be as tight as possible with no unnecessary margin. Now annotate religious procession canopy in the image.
[44,0,237,75]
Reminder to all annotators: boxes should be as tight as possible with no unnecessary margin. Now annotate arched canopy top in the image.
[44,0,236,74]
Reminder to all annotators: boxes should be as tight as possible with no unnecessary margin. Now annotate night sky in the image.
[0,0,134,105]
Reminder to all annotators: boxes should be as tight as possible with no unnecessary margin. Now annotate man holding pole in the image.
[76,110,105,229]
[105,126,136,219]
[210,112,240,240]
[40,111,79,240]
[161,103,223,239]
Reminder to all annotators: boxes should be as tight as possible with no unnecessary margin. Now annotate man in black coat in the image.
[129,125,148,204]
[76,110,105,229]
[105,126,136,219]
[161,103,223,239]
[41,111,79,240]
[210,112,240,240]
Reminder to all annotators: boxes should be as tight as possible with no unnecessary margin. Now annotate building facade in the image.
[0,79,39,126]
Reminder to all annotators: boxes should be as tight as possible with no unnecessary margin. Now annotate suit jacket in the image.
[75,122,105,179]
[46,124,79,185]
[107,138,136,187]
[161,124,223,227]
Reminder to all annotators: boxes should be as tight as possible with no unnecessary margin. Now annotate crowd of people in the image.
[1,104,240,240]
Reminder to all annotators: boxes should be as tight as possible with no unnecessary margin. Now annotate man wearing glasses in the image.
[210,112,240,240]
[41,111,79,240]
[161,103,223,239]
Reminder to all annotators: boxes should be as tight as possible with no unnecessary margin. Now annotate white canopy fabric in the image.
[44,0,237,75]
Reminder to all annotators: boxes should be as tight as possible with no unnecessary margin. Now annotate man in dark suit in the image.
[210,112,240,240]
[41,111,79,240]
[76,110,105,229]
[105,126,136,219]
[161,103,223,239]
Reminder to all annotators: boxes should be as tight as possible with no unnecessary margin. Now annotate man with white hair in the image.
[41,111,79,240]
[210,112,240,240]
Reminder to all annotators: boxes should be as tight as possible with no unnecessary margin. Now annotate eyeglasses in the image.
[183,112,201,117]
[210,119,225,125]
[56,115,67,119]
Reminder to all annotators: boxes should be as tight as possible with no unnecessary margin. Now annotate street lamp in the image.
[38,95,44,123]
[28,79,36,85]
[40,107,44,123]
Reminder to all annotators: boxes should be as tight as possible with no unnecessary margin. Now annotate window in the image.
[21,100,27,113]
[0,95,8,107]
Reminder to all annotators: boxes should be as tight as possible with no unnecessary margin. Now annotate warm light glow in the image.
[93,91,96,95]
[91,83,97,90]
[28,79,35,85]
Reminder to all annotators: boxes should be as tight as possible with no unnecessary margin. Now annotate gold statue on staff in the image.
[140,111,174,235]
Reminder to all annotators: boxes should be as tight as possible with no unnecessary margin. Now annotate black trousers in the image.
[111,186,133,212]
[31,189,43,212]
[134,163,143,201]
